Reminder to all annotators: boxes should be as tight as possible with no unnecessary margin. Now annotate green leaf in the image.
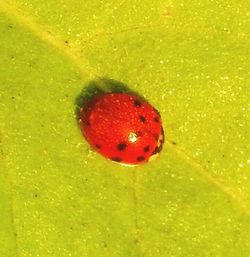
[1,1,249,256]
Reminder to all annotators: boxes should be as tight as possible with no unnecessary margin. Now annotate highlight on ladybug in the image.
[79,92,164,165]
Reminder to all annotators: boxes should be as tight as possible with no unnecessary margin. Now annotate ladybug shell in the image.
[79,93,164,165]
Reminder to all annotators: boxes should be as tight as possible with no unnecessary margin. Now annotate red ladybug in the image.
[79,92,164,165]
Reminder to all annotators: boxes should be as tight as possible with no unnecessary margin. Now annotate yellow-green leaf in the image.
[0,0,249,256]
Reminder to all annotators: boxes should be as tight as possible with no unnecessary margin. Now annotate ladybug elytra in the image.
[79,92,164,165]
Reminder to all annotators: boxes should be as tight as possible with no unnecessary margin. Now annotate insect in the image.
[79,92,164,165]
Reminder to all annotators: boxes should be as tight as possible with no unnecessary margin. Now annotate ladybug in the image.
[79,92,164,165]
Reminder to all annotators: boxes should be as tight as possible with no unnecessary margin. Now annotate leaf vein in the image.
[166,140,250,218]
[1,1,249,238]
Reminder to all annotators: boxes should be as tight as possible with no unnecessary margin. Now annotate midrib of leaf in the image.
[0,1,97,80]
[1,1,250,256]
[166,140,250,217]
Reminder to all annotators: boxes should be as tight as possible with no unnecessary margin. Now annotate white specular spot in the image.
[128,132,138,143]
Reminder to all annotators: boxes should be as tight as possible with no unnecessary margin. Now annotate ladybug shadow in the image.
[75,77,145,122]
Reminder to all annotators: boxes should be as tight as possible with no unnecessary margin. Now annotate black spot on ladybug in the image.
[111,157,122,162]
[117,142,127,151]
[139,115,146,123]
[137,156,145,162]
[151,144,163,155]
[134,100,142,107]
[154,116,160,123]
[144,146,150,153]
[95,144,101,149]
[136,131,143,137]
[151,147,159,155]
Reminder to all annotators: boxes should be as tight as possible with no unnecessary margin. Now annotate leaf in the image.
[0,0,250,256]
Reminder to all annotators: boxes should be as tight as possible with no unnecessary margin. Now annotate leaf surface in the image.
[0,1,250,256]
